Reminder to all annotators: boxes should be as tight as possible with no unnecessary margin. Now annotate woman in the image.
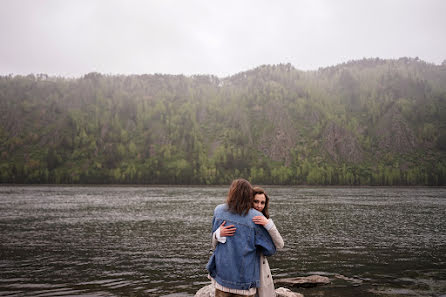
[213,186,284,297]
[207,179,276,297]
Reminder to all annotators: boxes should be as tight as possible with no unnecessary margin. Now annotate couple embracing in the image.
[206,179,284,297]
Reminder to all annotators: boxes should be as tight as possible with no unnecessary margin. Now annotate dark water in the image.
[0,186,445,297]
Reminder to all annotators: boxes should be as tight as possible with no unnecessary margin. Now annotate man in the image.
[206,179,276,297]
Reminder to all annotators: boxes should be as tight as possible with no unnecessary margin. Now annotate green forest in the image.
[1,57,445,185]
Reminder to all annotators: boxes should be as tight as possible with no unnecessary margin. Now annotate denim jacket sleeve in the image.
[254,224,276,256]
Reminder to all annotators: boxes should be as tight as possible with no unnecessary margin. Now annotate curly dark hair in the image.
[252,186,270,219]
[226,179,253,216]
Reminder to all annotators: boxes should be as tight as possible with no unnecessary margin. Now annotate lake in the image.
[0,186,445,297]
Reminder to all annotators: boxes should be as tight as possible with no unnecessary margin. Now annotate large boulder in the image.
[275,275,330,288]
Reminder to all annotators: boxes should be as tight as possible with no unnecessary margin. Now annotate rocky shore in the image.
[194,284,304,297]
[195,274,334,297]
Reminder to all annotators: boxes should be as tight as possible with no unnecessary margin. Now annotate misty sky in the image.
[1,0,445,77]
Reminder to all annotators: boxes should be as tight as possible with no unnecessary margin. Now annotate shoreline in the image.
[1,183,444,188]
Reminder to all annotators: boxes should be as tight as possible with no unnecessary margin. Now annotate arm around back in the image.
[265,219,284,250]
[254,223,276,256]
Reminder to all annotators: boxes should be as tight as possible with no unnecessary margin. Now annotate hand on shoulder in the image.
[252,215,268,226]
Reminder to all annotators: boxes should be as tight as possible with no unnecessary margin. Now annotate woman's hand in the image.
[252,216,268,226]
[220,221,236,237]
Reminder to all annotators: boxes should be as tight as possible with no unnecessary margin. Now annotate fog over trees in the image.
[1,57,445,185]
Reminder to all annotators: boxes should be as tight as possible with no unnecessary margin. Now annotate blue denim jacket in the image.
[206,204,276,290]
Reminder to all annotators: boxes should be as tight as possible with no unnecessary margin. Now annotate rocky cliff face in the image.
[322,121,363,163]
[259,103,297,165]
[374,105,417,153]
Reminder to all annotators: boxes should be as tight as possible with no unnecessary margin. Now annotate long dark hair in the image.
[226,179,253,216]
[252,186,270,219]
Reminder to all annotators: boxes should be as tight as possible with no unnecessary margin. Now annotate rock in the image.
[194,284,214,297]
[195,284,304,297]
[275,287,304,297]
[275,275,330,288]
[334,274,363,284]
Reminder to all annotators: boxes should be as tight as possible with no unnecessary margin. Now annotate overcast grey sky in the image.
[1,0,445,77]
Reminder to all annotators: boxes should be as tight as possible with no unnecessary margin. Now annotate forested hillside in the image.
[1,57,445,185]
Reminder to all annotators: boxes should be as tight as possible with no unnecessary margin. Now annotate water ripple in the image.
[1,186,445,296]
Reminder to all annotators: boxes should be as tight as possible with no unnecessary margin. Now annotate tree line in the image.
[0,58,445,185]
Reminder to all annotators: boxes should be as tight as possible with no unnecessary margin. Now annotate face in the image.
[253,193,266,212]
